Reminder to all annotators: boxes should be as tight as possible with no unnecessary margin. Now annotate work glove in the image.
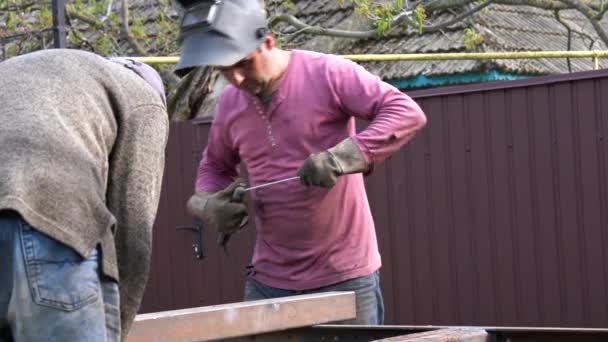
[297,138,369,188]
[187,179,249,235]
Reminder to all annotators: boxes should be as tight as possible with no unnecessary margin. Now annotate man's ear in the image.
[264,33,275,49]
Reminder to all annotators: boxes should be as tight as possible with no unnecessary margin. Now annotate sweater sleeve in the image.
[327,58,427,168]
[105,103,169,341]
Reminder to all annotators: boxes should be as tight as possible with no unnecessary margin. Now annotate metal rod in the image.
[594,56,599,70]
[52,0,67,48]
[244,176,300,192]
[128,50,608,65]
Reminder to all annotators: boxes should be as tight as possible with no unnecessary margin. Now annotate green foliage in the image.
[92,33,113,55]
[6,44,18,56]
[413,4,426,34]
[1,1,48,58]
[463,27,483,50]
[353,0,371,16]
[71,0,84,12]
[350,0,405,36]
[283,0,295,11]
[5,10,16,31]
[477,0,490,14]
[274,34,284,48]
[1,0,182,59]
[36,6,53,28]
[154,10,179,54]
[130,16,146,39]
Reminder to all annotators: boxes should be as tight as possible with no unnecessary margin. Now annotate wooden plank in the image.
[128,291,356,342]
[372,328,489,342]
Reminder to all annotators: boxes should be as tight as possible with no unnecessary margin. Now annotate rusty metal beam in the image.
[128,291,356,342]
[226,325,608,342]
[371,328,489,342]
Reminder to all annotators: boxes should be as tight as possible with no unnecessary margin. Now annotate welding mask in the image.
[175,0,268,76]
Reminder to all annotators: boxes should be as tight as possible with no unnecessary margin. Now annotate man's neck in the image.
[259,49,291,100]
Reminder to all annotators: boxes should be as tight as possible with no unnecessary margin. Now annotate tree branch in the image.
[270,0,608,49]
[425,0,605,12]
[65,8,104,29]
[0,28,52,42]
[0,1,43,12]
[271,0,496,38]
[399,0,497,33]
[553,9,597,45]
[120,0,146,55]
[270,13,380,39]
[100,0,114,23]
[424,0,562,11]
[64,13,97,52]
[557,0,608,45]
[597,0,608,19]
[554,10,573,72]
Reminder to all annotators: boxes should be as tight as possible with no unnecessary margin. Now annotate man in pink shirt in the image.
[175,0,426,324]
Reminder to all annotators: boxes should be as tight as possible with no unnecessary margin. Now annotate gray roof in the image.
[3,1,606,79]
[270,1,608,79]
[3,0,608,120]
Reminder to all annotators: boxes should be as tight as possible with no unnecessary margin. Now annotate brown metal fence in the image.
[141,69,608,328]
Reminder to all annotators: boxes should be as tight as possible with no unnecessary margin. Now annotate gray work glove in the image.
[187,179,248,235]
[297,138,369,188]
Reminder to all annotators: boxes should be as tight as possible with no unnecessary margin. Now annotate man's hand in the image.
[187,179,248,235]
[297,138,369,188]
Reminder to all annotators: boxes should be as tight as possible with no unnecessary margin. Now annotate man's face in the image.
[218,46,270,96]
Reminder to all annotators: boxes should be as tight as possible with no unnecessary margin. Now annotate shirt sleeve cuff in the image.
[351,136,374,175]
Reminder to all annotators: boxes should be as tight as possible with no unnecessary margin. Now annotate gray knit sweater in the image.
[0,49,168,339]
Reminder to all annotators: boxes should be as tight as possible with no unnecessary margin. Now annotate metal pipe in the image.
[342,50,608,61]
[52,0,67,48]
[594,56,599,70]
[128,50,608,65]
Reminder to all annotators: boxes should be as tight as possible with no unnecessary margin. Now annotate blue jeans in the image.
[0,212,120,342]
[244,271,384,325]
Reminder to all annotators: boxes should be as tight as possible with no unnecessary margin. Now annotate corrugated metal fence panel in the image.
[139,122,257,313]
[141,70,608,328]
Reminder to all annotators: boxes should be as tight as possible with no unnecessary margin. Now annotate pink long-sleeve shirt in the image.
[196,50,426,290]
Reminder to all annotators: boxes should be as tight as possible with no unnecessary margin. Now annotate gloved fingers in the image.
[224,202,248,230]
[296,154,338,188]
[238,214,249,229]
[187,192,210,218]
[225,201,247,214]
[216,212,248,251]
[296,158,315,186]
[231,186,247,203]
[218,212,248,235]
[217,232,231,246]
[218,178,247,198]
[319,177,337,188]
[297,173,312,186]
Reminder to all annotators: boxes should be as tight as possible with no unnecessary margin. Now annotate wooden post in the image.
[52,0,67,48]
